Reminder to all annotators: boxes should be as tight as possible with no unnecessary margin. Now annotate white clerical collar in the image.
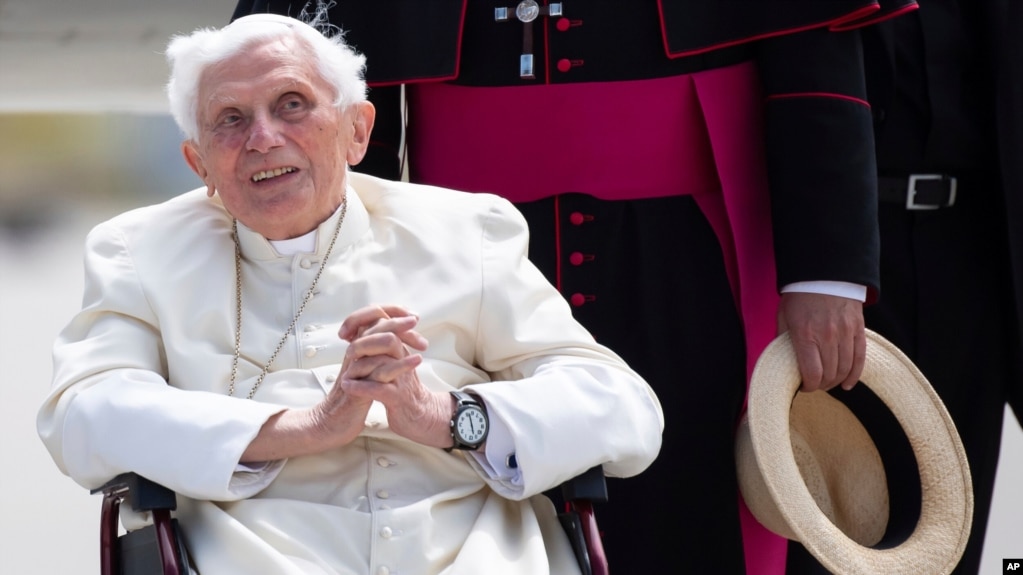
[234,184,366,262]
[269,229,317,255]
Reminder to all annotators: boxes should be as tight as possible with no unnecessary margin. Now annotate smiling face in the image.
[182,34,374,240]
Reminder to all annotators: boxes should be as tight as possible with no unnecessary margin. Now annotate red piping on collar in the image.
[656,2,879,59]
[766,92,871,109]
[833,4,919,30]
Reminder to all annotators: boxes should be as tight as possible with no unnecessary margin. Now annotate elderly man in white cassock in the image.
[36,11,662,575]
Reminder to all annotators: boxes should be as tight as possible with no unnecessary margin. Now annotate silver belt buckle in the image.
[906,174,957,210]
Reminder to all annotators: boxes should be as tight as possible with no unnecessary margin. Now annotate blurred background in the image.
[1,1,230,573]
[0,0,1019,573]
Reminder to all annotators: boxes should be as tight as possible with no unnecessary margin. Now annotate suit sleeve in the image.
[756,27,881,303]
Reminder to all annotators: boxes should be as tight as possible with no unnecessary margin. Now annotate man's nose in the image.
[246,114,285,153]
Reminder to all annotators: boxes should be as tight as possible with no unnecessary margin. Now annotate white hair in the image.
[165,7,367,141]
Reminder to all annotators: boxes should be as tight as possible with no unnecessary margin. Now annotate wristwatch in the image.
[447,390,489,451]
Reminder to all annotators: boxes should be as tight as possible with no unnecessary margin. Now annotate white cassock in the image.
[38,171,663,574]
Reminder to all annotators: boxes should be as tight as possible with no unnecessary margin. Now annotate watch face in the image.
[455,406,488,445]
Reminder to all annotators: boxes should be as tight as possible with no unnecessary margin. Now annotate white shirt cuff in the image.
[229,459,284,497]
[469,409,523,487]
[781,280,867,302]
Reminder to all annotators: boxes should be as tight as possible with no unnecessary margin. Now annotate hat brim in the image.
[740,330,973,575]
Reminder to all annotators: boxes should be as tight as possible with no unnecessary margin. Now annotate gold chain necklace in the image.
[228,201,348,399]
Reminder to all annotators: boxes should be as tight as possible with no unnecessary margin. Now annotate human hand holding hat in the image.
[736,329,973,575]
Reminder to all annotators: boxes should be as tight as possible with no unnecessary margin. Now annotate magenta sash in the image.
[408,76,720,201]
[690,62,786,575]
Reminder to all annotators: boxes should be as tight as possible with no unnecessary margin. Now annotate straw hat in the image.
[735,329,973,575]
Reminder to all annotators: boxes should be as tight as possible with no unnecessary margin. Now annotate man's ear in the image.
[346,101,376,166]
[182,141,215,197]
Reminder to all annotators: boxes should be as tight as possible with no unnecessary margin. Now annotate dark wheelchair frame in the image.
[94,466,609,575]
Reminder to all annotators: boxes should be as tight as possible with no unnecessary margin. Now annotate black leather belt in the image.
[878,174,957,210]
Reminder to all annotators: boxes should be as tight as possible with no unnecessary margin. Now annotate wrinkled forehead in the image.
[199,37,318,100]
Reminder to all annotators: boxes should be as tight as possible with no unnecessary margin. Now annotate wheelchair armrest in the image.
[92,472,178,512]
[92,473,188,575]
[558,466,609,575]
[560,465,608,504]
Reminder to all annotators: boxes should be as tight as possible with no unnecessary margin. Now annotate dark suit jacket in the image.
[863,1,1023,419]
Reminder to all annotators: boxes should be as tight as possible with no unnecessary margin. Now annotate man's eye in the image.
[281,97,305,112]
